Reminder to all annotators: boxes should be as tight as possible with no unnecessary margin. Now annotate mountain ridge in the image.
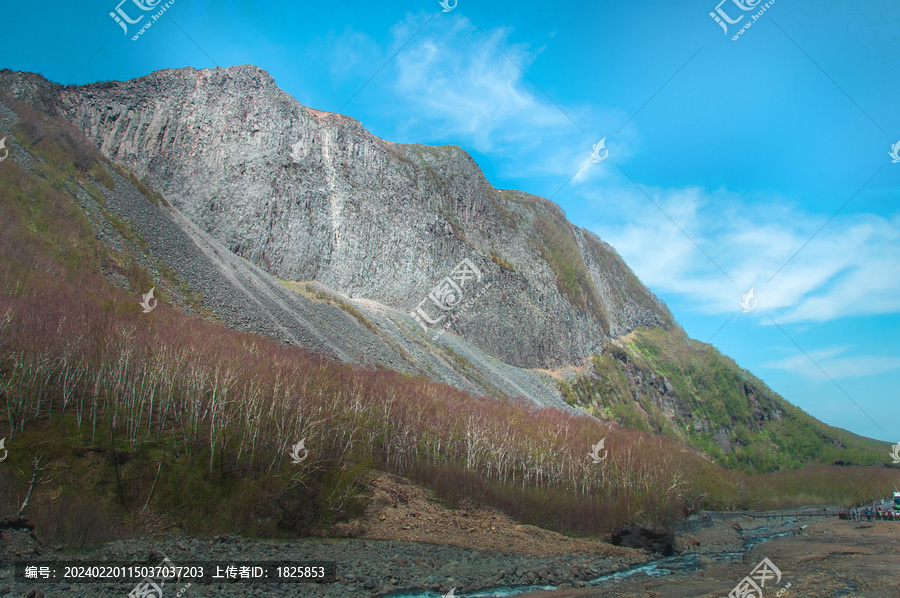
[0,64,671,370]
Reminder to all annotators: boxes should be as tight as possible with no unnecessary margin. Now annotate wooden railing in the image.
[742,509,839,519]
[672,507,843,531]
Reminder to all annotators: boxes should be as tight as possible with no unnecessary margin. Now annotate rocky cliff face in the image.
[0,65,671,368]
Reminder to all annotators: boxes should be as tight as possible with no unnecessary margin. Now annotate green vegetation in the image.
[110,163,171,208]
[280,280,379,335]
[581,231,672,324]
[560,347,670,436]
[89,163,115,190]
[532,213,608,329]
[102,206,149,252]
[439,207,468,244]
[489,250,515,272]
[561,328,892,473]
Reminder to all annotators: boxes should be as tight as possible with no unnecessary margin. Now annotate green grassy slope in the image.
[560,327,891,472]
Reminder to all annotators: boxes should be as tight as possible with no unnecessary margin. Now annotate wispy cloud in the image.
[763,346,900,381]
[327,27,385,80]
[392,19,569,152]
[325,12,628,181]
[586,186,900,324]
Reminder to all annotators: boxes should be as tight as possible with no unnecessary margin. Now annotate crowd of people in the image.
[840,502,900,521]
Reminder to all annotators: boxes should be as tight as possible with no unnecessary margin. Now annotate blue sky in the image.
[2,1,899,444]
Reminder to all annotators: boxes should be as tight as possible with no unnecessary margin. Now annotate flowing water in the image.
[389,519,801,598]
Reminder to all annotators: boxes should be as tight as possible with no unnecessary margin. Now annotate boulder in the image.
[611,523,675,556]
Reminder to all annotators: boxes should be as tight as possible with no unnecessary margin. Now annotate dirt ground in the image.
[519,519,900,598]
[332,474,900,597]
[335,472,643,561]
[336,474,900,597]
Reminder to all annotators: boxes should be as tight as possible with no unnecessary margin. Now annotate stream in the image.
[389,518,801,598]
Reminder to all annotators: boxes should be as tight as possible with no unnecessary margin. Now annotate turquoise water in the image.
[388,519,799,598]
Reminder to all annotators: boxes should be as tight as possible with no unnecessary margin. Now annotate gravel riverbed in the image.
[1,531,649,598]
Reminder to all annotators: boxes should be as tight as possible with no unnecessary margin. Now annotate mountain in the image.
[0,65,889,472]
[0,65,671,368]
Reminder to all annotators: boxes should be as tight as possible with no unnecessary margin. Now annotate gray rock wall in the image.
[0,65,671,368]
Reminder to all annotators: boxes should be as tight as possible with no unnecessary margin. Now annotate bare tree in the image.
[14,454,56,518]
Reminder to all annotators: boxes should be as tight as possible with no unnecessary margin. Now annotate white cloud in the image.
[324,13,629,182]
[320,12,653,191]
[390,17,574,153]
[763,346,900,382]
[584,186,900,324]
[328,27,384,79]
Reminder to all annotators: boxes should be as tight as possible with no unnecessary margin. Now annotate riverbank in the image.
[5,514,881,598]
[1,474,897,597]
[1,472,649,597]
[521,518,900,598]
[1,527,645,598]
